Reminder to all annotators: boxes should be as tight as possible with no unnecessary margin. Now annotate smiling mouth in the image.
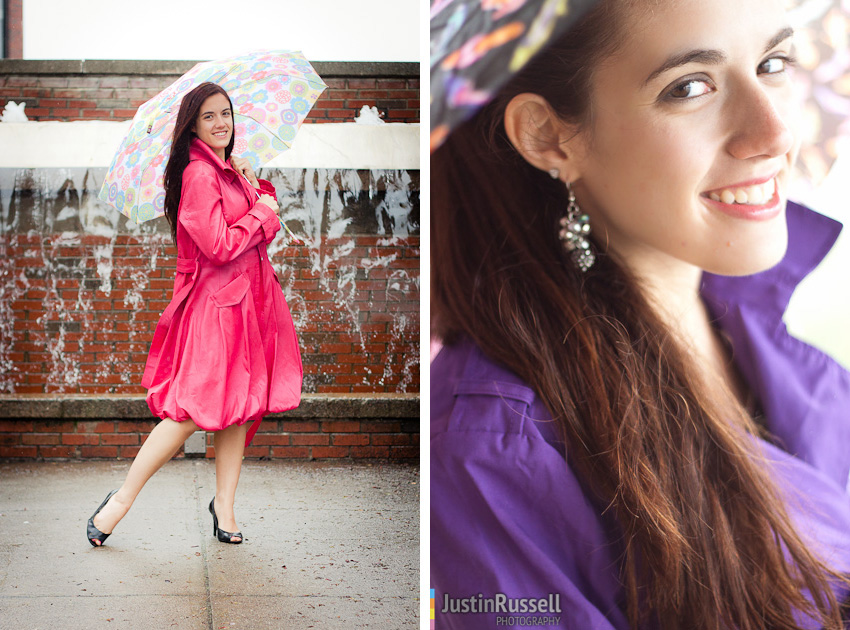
[704,178,777,206]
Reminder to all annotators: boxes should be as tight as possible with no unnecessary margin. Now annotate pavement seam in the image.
[194,465,214,630]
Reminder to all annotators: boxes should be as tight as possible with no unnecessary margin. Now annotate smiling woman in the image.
[430,0,850,628]
[87,82,302,549]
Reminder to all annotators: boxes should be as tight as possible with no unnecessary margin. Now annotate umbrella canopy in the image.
[99,50,326,223]
[430,0,599,153]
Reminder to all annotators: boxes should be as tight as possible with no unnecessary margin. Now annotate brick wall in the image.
[3,230,420,395]
[0,60,419,123]
[0,395,418,460]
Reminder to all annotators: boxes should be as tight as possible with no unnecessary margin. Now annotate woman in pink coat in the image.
[87,82,302,546]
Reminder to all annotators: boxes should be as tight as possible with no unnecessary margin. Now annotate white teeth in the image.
[709,179,776,205]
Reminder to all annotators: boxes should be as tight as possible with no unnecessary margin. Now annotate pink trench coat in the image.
[142,138,302,446]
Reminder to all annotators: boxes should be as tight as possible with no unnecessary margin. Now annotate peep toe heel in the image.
[209,498,243,544]
[87,489,119,547]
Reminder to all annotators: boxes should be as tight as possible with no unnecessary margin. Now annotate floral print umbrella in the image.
[430,0,599,153]
[99,50,326,223]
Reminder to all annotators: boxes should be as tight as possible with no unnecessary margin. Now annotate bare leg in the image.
[212,422,248,541]
[91,418,200,544]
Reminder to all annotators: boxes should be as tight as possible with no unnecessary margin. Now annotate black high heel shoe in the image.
[209,498,243,544]
[87,489,119,547]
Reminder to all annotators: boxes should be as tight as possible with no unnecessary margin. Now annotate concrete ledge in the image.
[0,393,419,420]
[0,60,418,77]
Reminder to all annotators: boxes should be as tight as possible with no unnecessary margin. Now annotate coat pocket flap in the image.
[211,273,250,307]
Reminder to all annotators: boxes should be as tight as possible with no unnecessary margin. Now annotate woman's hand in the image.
[258,194,279,214]
[230,156,260,188]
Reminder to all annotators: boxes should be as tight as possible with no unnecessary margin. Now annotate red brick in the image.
[0,445,38,458]
[101,433,138,445]
[289,433,329,446]
[255,420,279,433]
[270,446,310,458]
[0,434,21,446]
[357,90,389,99]
[38,98,67,107]
[81,445,118,458]
[51,108,81,117]
[62,433,100,446]
[0,420,33,432]
[350,446,391,458]
[347,79,376,89]
[336,354,368,364]
[370,434,410,446]
[311,446,349,459]
[115,421,155,433]
[39,445,77,458]
[224,445,264,458]
[77,421,115,433]
[321,420,360,433]
[376,80,407,89]
[250,434,291,446]
[332,433,369,446]
[362,421,403,433]
[389,446,419,459]
[22,433,60,445]
[119,446,141,458]
[319,343,351,354]
[280,420,319,432]
[35,421,75,433]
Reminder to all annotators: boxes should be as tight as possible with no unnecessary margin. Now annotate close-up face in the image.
[571,0,798,278]
[192,92,233,159]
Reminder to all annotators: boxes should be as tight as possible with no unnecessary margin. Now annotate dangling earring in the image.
[558,182,595,272]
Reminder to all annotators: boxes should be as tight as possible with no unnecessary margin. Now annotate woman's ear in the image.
[503,93,582,180]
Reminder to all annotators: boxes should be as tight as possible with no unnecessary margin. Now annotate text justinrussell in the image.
[441,593,562,614]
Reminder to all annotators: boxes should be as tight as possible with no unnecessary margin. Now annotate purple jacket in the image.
[430,202,850,629]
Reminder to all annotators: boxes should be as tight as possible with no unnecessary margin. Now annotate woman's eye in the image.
[759,55,795,75]
[666,79,713,100]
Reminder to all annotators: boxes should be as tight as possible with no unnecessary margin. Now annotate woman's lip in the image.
[703,171,779,195]
[702,184,782,221]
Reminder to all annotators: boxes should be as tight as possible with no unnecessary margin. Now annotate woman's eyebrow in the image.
[642,26,795,87]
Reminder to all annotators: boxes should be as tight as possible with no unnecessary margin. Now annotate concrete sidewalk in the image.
[0,458,420,629]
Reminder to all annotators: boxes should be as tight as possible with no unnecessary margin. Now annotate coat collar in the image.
[188,136,235,175]
[700,201,842,319]
[188,136,257,203]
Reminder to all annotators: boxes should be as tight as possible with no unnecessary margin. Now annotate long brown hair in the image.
[432,2,847,628]
[163,82,236,244]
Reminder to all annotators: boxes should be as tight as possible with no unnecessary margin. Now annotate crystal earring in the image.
[558,183,595,272]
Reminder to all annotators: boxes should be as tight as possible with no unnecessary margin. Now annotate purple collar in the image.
[701,201,842,317]
[701,201,850,492]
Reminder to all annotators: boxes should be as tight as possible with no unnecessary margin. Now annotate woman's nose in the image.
[725,83,795,161]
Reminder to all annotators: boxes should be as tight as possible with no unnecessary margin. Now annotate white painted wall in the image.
[23,0,419,62]
[0,121,420,169]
